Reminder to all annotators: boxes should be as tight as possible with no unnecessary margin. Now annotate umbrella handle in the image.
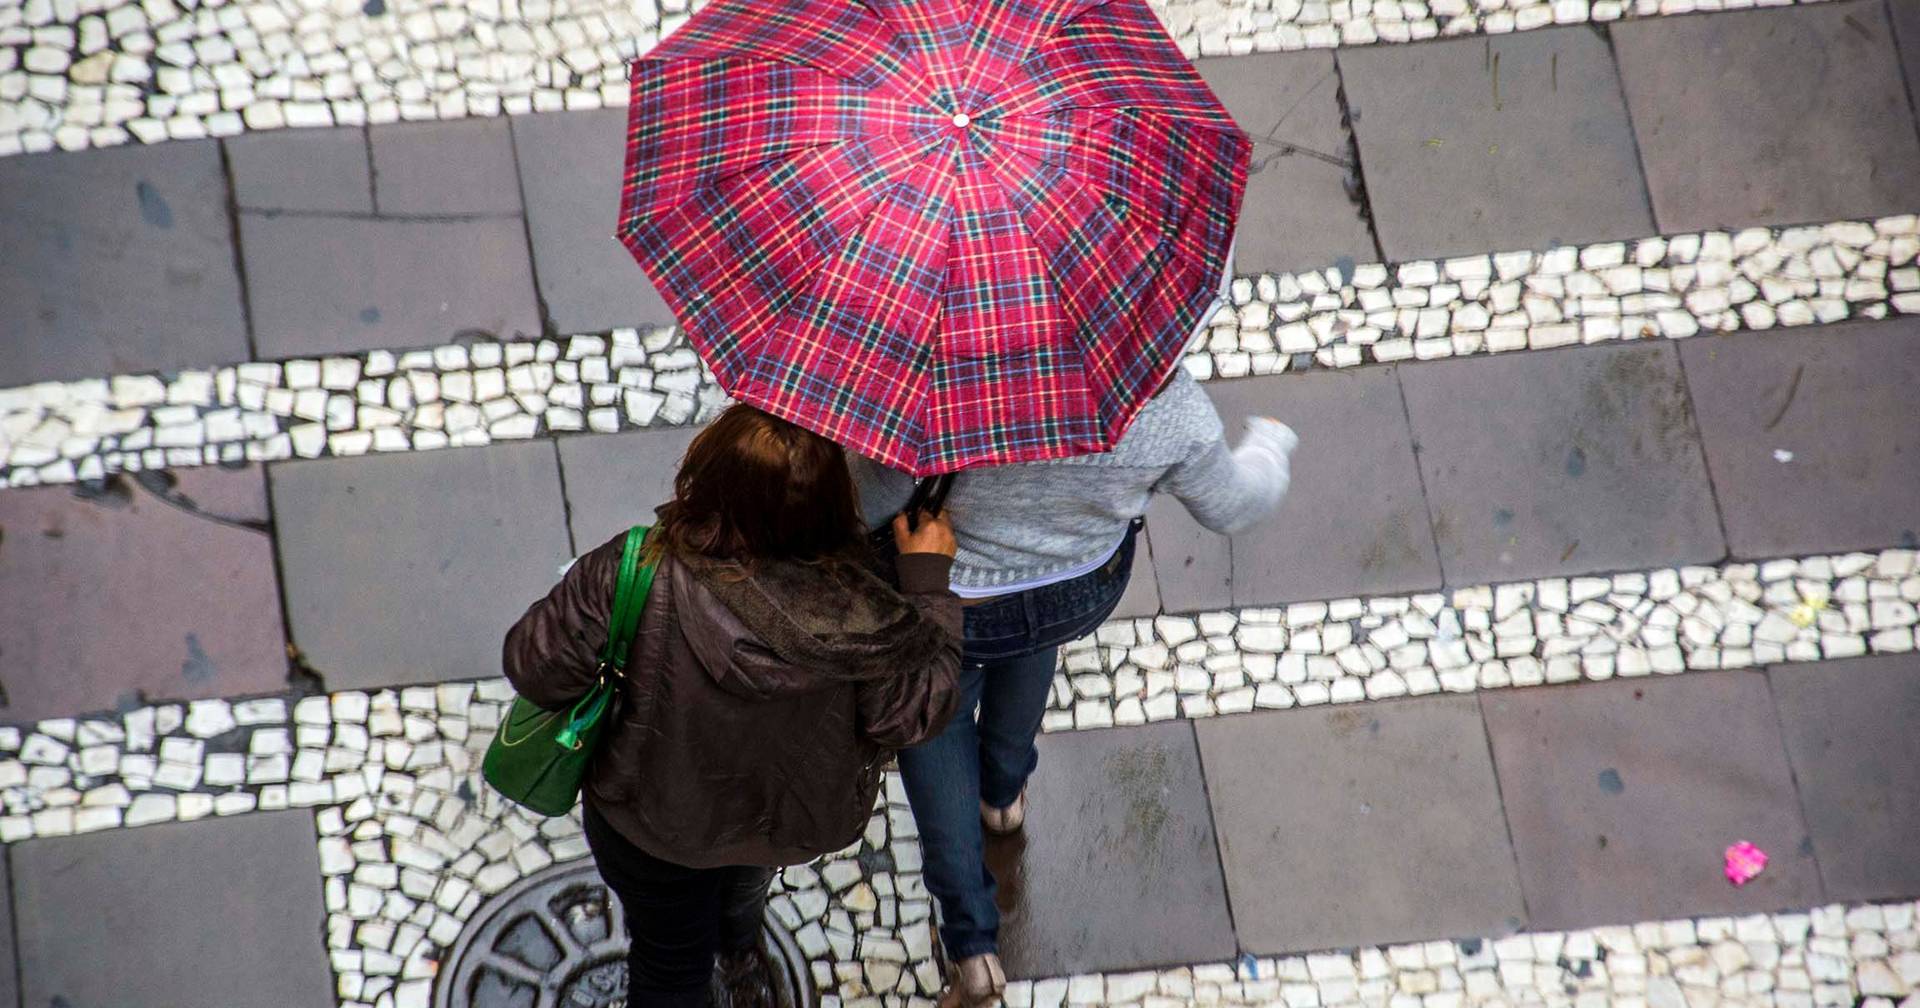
[903,473,956,530]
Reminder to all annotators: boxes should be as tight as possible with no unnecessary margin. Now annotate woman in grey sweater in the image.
[851,367,1297,1007]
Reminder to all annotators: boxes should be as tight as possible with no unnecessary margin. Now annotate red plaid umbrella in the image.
[617,0,1250,475]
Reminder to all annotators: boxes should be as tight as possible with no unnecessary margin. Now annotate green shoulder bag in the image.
[484,525,655,816]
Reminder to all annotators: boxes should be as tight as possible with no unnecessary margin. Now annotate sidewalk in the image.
[1,2,1918,1007]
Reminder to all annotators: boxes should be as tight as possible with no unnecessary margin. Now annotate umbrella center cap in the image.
[951,112,972,128]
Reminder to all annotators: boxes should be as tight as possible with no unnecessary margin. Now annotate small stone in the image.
[1397,261,1439,286]
[1529,323,1579,349]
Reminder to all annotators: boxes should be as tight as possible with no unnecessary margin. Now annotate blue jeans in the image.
[897,520,1141,961]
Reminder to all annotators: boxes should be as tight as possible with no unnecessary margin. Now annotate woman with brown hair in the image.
[503,404,963,1008]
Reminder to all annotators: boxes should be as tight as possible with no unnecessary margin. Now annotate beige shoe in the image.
[979,791,1027,836]
[937,952,1007,1008]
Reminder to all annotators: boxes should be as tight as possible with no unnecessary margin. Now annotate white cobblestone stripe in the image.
[0,547,1914,1004]
[0,0,1838,158]
[2,546,1913,845]
[1041,548,1920,731]
[2,213,1914,490]
[1009,902,1920,1008]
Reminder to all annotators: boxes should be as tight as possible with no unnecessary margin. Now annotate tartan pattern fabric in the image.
[619,0,1250,475]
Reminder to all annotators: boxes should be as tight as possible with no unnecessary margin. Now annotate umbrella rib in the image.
[621,137,857,233]
[986,106,1242,217]
[963,0,1121,109]
[998,99,1241,132]
[841,0,957,109]
[967,151,1110,433]
[733,127,955,365]
[972,115,1172,238]
[636,51,943,118]
[970,115,1213,398]
[620,114,950,232]
[641,47,921,103]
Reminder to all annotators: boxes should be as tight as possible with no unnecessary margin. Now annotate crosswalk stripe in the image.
[3,211,1913,490]
[0,0,1841,158]
[1,543,1909,845]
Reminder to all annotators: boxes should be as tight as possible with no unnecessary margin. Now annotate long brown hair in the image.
[647,404,865,567]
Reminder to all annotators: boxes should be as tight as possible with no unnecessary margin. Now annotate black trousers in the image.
[582,804,776,1008]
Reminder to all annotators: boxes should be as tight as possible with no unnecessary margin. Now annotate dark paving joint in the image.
[1398,341,1724,586]
[1194,51,1378,274]
[368,117,525,217]
[1680,319,1920,560]
[511,108,675,334]
[1480,672,1824,930]
[556,424,702,550]
[227,116,541,359]
[0,466,290,722]
[988,721,1236,979]
[1336,27,1654,261]
[10,810,335,1007]
[1612,0,1920,231]
[1769,652,1920,902]
[225,125,374,215]
[270,440,573,692]
[1197,695,1525,955]
[1895,0,1920,133]
[0,140,251,387]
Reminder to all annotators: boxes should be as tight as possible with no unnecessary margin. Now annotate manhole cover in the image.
[435,860,815,1008]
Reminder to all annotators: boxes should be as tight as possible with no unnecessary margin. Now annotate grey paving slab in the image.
[271,441,573,690]
[1612,0,1920,231]
[12,810,334,1008]
[1336,27,1653,261]
[556,425,702,550]
[0,139,250,386]
[511,108,674,333]
[1194,52,1377,274]
[0,467,288,721]
[1769,653,1920,902]
[1896,0,1920,130]
[1205,370,1439,607]
[986,721,1236,978]
[224,125,373,213]
[240,212,541,358]
[1680,321,1920,559]
[370,117,525,216]
[1399,342,1724,586]
[1142,493,1233,613]
[1197,696,1526,953]
[1480,673,1824,928]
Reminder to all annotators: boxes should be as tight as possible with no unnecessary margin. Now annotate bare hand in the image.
[892,510,957,558]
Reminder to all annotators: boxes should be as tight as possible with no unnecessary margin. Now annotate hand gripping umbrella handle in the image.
[903,473,956,530]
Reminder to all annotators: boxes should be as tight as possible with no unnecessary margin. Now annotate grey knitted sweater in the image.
[851,370,1297,594]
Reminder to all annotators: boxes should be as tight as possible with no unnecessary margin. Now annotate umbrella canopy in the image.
[618,0,1249,475]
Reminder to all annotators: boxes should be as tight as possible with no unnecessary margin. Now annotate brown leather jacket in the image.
[502,533,962,868]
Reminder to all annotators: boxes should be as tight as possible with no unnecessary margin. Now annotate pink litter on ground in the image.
[1724,841,1769,886]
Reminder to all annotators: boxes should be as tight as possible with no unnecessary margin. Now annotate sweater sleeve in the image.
[848,453,916,528]
[1156,416,1299,535]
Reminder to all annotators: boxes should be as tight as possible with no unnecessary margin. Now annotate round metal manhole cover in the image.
[435,860,815,1008]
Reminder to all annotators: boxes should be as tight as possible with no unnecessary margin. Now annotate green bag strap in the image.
[553,525,655,751]
[553,687,612,751]
[598,525,655,675]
